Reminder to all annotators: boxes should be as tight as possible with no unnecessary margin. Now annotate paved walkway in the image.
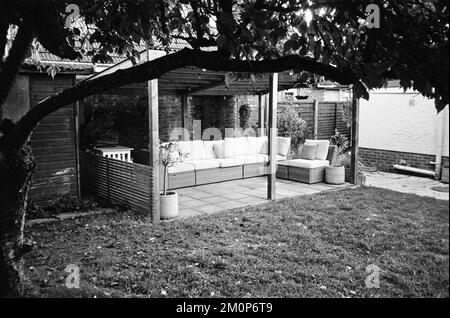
[365,171,449,201]
[177,177,351,218]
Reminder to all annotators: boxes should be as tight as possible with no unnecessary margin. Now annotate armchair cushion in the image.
[304,139,330,160]
[288,159,330,169]
[299,144,318,160]
[278,137,291,156]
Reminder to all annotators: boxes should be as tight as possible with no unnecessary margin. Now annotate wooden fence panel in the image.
[278,101,350,141]
[80,152,152,214]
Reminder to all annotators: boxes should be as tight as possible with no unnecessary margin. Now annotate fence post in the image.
[350,94,360,185]
[313,100,319,139]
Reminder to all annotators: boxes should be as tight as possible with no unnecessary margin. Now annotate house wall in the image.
[359,87,449,171]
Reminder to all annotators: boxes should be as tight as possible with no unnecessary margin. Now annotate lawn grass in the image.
[23,187,449,298]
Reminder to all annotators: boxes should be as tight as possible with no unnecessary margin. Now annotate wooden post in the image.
[74,101,81,199]
[350,92,360,185]
[181,93,189,140]
[313,100,319,139]
[148,79,160,223]
[267,73,278,200]
[264,94,269,136]
[258,93,264,136]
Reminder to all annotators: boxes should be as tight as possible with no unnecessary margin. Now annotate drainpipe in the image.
[431,106,448,179]
[393,164,436,177]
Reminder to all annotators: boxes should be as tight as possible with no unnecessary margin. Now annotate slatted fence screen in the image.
[80,151,152,214]
[279,101,351,140]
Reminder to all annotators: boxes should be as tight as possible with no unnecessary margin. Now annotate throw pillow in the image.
[300,144,318,160]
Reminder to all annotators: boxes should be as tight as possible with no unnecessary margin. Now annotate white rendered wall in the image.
[359,87,449,157]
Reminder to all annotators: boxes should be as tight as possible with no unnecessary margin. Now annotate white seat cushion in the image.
[167,162,195,174]
[288,159,330,169]
[304,139,330,160]
[235,155,267,164]
[277,137,291,156]
[183,160,220,170]
[217,158,244,168]
[256,154,287,162]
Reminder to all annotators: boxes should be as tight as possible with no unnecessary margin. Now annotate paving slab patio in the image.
[365,171,449,200]
[176,176,350,218]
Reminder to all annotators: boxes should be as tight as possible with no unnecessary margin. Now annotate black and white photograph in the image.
[0,0,448,304]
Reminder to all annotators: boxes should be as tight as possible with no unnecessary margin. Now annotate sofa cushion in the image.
[247,137,259,155]
[204,140,223,160]
[235,155,267,164]
[224,137,249,157]
[175,141,192,160]
[304,139,330,160]
[259,136,268,155]
[278,137,291,156]
[288,159,330,169]
[184,160,220,170]
[217,158,244,168]
[191,140,206,160]
[299,144,318,160]
[213,141,225,159]
[256,154,287,162]
[167,162,195,174]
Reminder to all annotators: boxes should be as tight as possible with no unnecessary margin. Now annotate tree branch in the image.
[0,24,32,106]
[3,48,356,148]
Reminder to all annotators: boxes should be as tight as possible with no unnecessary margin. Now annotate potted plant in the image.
[442,162,449,184]
[328,130,350,183]
[325,155,346,185]
[159,142,187,220]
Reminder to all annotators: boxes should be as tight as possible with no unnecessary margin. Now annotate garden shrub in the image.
[277,107,311,158]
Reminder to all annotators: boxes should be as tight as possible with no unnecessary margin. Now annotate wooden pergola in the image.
[87,49,360,223]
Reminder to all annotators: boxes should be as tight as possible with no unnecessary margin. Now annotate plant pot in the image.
[160,191,178,220]
[442,167,449,184]
[326,166,345,185]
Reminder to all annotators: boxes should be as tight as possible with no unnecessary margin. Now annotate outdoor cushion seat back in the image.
[203,140,223,160]
[304,139,330,160]
[277,137,291,158]
[247,136,268,155]
[224,137,249,157]
[176,140,206,160]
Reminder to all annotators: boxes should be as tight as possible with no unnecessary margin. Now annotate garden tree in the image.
[0,0,448,296]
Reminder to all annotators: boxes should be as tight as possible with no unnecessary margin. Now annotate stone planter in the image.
[326,166,346,185]
[160,191,178,220]
[442,167,449,184]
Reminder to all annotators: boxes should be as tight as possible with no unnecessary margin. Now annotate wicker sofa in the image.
[134,136,291,190]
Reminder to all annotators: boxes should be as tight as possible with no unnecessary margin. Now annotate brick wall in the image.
[159,95,182,141]
[189,96,236,139]
[358,147,448,172]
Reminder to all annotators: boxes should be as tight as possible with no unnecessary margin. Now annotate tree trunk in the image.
[0,140,35,297]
